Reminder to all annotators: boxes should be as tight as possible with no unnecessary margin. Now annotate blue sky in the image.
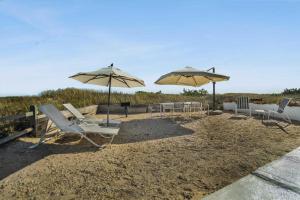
[0,0,300,96]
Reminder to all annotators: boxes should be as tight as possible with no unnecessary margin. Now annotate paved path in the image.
[204,147,300,200]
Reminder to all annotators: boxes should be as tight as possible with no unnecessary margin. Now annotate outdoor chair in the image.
[63,103,121,126]
[256,98,292,124]
[200,99,210,115]
[235,96,252,117]
[160,103,175,118]
[30,104,119,148]
[183,102,192,113]
[148,104,160,118]
[190,102,202,112]
[173,102,184,112]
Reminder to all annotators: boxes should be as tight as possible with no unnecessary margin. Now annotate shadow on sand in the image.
[113,117,194,144]
[0,139,99,180]
[0,117,194,180]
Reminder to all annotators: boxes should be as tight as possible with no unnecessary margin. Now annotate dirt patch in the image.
[0,113,300,199]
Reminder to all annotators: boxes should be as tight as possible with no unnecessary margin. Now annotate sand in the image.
[0,112,300,199]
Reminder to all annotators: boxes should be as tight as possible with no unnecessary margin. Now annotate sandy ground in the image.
[0,112,300,200]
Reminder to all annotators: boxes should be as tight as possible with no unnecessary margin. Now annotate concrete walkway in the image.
[203,147,300,200]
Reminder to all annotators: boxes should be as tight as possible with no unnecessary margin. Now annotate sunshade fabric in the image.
[69,66,145,88]
[155,67,229,87]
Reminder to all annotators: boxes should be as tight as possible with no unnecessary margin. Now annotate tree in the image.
[282,88,300,95]
[182,88,208,96]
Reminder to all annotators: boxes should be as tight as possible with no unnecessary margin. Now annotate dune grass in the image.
[0,88,203,116]
[1,88,299,116]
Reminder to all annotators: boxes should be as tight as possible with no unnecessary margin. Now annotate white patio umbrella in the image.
[69,63,145,126]
[155,66,230,110]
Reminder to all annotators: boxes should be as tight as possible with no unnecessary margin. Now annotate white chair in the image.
[257,98,292,124]
[30,104,119,148]
[160,103,175,118]
[235,96,252,116]
[148,104,160,118]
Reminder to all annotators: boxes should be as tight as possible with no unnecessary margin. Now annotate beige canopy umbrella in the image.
[69,63,145,126]
[155,66,230,110]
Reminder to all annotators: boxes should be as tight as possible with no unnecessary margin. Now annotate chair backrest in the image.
[39,104,82,133]
[174,102,184,109]
[191,102,201,108]
[63,103,85,120]
[277,98,291,113]
[237,96,250,109]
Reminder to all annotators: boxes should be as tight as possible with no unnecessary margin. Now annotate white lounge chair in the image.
[63,103,121,126]
[256,98,292,124]
[30,104,119,148]
[235,96,252,117]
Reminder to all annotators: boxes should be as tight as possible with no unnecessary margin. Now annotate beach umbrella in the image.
[69,63,145,126]
[154,66,230,110]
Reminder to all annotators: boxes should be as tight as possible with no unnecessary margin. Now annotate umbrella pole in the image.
[207,67,216,111]
[213,82,216,110]
[212,67,216,111]
[107,74,112,127]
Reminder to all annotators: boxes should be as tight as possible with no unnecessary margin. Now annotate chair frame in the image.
[63,103,121,126]
[235,96,252,117]
[267,98,292,124]
[30,104,119,149]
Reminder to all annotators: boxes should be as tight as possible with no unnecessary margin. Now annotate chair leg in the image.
[29,129,53,149]
[80,134,101,148]
[108,135,115,148]
[282,113,292,124]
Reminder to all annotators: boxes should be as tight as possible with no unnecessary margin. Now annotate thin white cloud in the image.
[0,1,65,35]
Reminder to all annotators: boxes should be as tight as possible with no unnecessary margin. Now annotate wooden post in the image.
[29,105,38,136]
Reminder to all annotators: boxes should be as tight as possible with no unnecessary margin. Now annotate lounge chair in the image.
[256,98,292,124]
[30,104,119,148]
[235,96,252,117]
[63,103,121,126]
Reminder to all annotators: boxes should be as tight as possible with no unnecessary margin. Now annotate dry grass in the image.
[0,88,203,116]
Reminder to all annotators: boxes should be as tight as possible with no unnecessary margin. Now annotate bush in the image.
[182,88,208,96]
[282,88,300,95]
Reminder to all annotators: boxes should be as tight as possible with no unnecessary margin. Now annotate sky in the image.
[0,0,300,96]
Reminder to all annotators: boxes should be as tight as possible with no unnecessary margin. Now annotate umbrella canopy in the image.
[69,64,145,126]
[155,66,230,110]
[155,66,229,86]
[70,64,145,88]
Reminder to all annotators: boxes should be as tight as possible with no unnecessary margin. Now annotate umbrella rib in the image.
[71,73,107,78]
[176,75,183,84]
[116,75,142,82]
[114,77,130,87]
[204,76,214,81]
[83,75,108,83]
[113,75,144,86]
[122,80,130,88]
[192,76,198,86]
